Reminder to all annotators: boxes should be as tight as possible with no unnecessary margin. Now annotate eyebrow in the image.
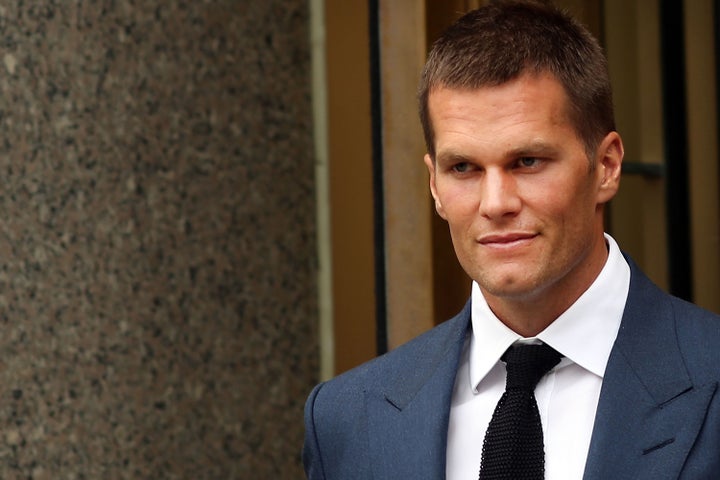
[435,151,472,165]
[505,141,559,158]
[435,141,559,164]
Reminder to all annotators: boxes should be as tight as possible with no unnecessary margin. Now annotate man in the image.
[303,1,720,478]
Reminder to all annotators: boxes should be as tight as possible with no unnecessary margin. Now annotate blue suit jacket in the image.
[303,260,720,479]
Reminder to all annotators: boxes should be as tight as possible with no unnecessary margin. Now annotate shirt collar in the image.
[468,233,630,392]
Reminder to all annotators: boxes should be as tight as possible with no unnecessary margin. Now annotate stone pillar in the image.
[0,2,316,477]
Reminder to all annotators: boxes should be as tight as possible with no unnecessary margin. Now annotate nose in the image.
[478,170,521,219]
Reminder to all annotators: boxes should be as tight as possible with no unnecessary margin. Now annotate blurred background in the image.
[0,0,717,478]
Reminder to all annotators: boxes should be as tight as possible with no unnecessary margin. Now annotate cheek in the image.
[447,203,480,236]
[547,184,600,236]
[532,172,597,213]
[436,185,479,219]
[442,204,477,250]
[432,188,461,237]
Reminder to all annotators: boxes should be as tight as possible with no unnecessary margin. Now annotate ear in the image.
[595,131,624,204]
[424,153,447,219]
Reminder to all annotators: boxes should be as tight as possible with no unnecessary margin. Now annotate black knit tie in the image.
[479,343,562,480]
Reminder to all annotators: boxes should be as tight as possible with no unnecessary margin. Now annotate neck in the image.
[487,294,582,337]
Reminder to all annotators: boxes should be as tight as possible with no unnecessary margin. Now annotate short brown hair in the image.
[418,0,615,161]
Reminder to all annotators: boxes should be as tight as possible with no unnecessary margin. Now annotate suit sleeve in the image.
[302,382,327,480]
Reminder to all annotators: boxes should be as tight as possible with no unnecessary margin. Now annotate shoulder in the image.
[316,304,470,400]
[303,303,471,476]
[669,294,720,367]
[306,301,470,416]
[625,257,720,374]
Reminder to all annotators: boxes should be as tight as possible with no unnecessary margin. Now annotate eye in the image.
[516,157,540,168]
[451,162,472,173]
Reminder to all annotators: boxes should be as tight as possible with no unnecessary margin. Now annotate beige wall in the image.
[605,0,669,289]
[685,0,720,312]
[324,0,378,373]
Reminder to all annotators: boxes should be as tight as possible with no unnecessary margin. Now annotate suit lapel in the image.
[583,261,717,479]
[367,303,471,479]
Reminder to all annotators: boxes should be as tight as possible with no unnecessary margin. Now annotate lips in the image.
[478,232,538,246]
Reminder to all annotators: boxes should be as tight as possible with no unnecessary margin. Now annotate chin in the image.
[475,272,545,301]
[486,285,539,301]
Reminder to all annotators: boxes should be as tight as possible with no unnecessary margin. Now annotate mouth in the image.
[477,232,538,248]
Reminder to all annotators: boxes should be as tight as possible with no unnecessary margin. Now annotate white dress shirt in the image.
[446,234,630,480]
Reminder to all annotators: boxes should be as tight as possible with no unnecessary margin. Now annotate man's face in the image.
[425,72,623,317]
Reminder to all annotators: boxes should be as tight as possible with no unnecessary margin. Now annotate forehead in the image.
[429,71,570,121]
[428,73,577,153]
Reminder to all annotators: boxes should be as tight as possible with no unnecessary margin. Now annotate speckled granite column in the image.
[0,1,317,478]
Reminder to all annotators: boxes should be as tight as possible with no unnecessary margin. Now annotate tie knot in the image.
[502,343,562,391]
